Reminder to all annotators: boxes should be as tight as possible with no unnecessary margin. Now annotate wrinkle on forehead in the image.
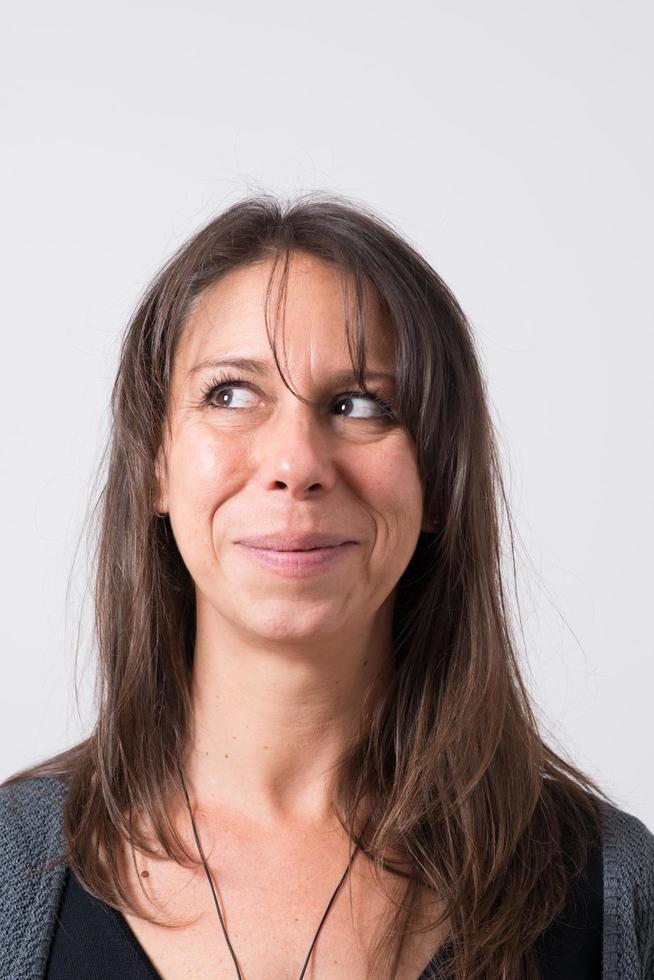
[263,251,395,396]
[175,250,395,401]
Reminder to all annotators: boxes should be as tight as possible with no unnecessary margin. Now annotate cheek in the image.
[361,439,424,536]
[167,427,243,546]
[380,482,424,558]
[165,427,253,595]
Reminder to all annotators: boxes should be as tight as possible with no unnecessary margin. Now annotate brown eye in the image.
[334,392,394,420]
[213,387,258,409]
[202,378,260,409]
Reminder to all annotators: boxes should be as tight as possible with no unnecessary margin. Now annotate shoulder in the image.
[0,776,70,978]
[0,772,69,812]
[0,773,70,890]
[599,799,654,979]
[601,798,654,902]
[0,775,69,857]
[0,774,69,904]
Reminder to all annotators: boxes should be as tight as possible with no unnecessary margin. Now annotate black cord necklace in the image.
[178,765,369,980]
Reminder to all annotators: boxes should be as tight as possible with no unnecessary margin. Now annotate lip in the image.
[235,532,355,550]
[233,533,358,576]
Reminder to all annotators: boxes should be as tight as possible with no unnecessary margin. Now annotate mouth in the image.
[234,533,356,551]
[233,538,358,576]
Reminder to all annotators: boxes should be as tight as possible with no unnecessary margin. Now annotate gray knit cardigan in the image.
[1,776,653,979]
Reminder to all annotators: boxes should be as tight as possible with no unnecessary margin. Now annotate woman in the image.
[1,192,652,980]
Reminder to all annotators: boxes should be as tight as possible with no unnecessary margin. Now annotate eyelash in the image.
[198,372,396,420]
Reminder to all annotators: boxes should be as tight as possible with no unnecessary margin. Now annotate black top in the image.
[44,871,452,979]
[46,835,602,980]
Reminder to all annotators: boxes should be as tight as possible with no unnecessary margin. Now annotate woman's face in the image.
[157,252,430,644]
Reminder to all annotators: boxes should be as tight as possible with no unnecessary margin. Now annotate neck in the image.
[183,595,393,830]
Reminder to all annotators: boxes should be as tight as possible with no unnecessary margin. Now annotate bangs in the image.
[260,246,386,406]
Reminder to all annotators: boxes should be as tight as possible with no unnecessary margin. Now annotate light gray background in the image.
[1,1,652,826]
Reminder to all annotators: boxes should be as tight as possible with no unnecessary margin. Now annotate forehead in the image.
[175,252,395,379]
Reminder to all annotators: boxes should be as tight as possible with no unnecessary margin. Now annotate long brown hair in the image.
[5,190,612,979]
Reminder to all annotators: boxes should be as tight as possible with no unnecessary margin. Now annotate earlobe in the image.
[421,513,437,534]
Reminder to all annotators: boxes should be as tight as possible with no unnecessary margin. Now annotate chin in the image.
[237,596,352,646]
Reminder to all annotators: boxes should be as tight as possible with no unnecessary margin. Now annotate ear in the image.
[154,446,169,516]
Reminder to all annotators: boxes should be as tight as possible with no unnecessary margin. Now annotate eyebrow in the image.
[187,356,396,386]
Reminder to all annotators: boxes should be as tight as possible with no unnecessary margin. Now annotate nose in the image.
[254,399,337,501]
